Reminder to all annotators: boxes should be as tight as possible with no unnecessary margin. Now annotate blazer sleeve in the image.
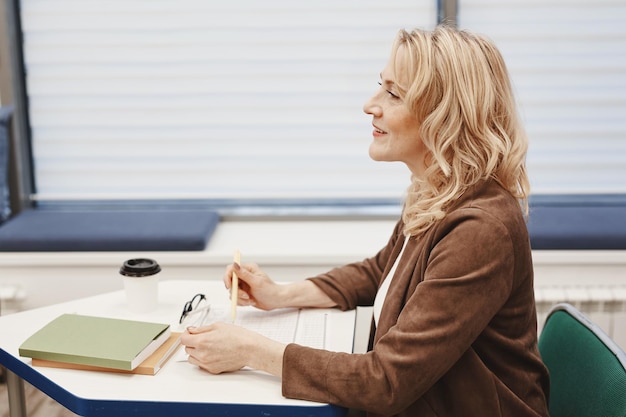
[282,207,521,414]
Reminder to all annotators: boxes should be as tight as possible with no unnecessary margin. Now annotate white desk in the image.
[0,280,356,417]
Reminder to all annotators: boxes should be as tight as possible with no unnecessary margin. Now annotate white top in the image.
[373,235,410,326]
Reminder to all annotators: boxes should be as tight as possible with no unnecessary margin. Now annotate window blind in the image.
[460,0,626,194]
[21,0,437,202]
[20,0,626,204]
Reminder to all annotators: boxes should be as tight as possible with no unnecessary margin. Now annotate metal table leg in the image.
[6,369,27,417]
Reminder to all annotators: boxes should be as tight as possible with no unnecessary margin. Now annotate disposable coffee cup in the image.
[119,258,161,313]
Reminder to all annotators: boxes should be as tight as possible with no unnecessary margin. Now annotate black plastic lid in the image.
[119,258,161,277]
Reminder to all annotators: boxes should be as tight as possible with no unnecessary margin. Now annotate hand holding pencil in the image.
[231,250,241,322]
[224,254,282,313]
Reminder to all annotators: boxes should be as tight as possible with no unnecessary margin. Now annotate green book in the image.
[19,313,171,371]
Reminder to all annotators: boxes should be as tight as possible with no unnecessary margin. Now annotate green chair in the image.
[538,303,626,417]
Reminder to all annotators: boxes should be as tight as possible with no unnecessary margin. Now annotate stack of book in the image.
[19,313,181,375]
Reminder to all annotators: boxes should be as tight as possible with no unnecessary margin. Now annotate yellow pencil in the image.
[231,249,241,323]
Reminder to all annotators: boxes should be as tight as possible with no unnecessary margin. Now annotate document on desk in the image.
[183,305,328,348]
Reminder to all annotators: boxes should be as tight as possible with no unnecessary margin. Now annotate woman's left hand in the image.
[180,322,286,375]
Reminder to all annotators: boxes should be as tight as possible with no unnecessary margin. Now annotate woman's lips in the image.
[372,125,387,136]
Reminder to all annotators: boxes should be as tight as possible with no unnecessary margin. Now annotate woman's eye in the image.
[377,82,400,99]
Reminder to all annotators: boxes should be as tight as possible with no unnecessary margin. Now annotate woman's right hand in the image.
[223,262,284,311]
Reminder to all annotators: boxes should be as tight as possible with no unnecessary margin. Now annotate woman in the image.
[181,25,550,417]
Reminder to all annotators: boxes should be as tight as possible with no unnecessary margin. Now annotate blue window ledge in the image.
[0,209,219,252]
[527,194,626,250]
[0,194,623,252]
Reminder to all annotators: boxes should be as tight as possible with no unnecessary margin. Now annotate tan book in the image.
[31,332,182,376]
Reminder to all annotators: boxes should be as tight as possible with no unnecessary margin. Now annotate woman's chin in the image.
[368,145,385,161]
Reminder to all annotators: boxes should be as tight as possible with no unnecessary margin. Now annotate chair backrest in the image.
[538,303,626,417]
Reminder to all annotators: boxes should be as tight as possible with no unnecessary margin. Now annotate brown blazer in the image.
[282,180,550,417]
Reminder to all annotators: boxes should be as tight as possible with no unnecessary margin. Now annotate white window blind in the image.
[21,0,437,201]
[21,0,626,203]
[460,0,626,194]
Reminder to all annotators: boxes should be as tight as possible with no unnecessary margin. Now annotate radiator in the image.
[536,285,626,350]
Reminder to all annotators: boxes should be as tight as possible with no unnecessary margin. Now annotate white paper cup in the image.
[119,258,161,313]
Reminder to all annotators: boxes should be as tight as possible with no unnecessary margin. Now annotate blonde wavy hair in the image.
[393,26,531,237]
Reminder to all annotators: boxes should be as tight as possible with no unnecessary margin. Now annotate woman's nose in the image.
[363,94,381,116]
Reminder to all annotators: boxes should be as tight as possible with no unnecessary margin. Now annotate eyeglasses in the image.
[179,293,207,324]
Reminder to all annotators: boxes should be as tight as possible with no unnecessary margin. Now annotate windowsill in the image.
[0,217,623,267]
[0,219,397,266]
